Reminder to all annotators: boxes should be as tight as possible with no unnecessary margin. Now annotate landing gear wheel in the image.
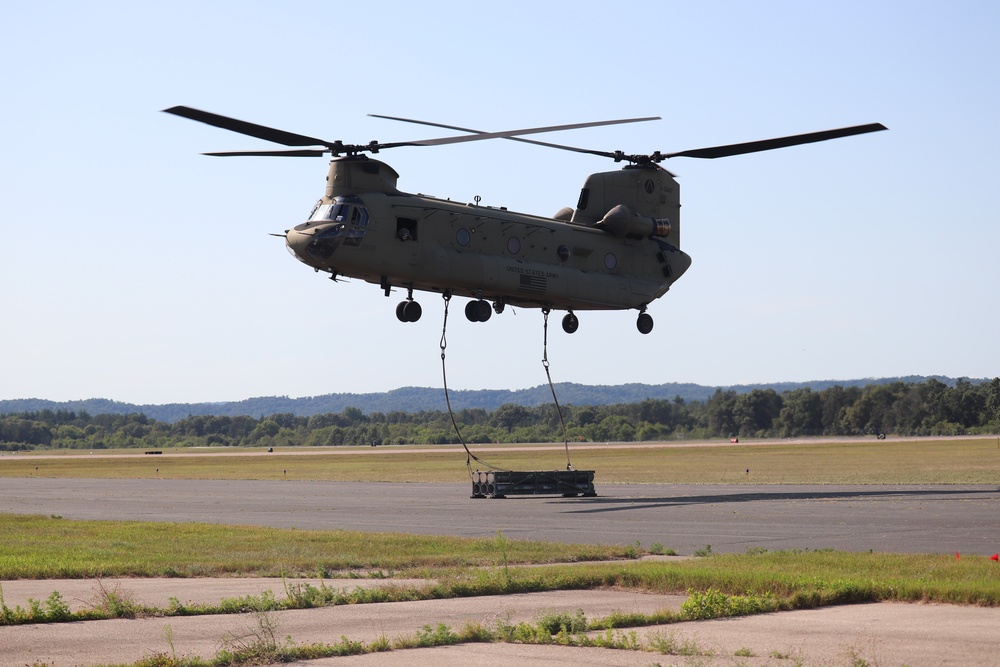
[465,300,478,322]
[636,312,653,334]
[465,299,492,322]
[476,300,491,322]
[562,312,579,334]
[396,300,422,322]
[404,300,422,322]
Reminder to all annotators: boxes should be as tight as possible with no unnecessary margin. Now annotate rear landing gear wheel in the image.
[404,300,422,322]
[636,312,653,334]
[465,299,492,322]
[562,312,579,334]
[396,300,422,322]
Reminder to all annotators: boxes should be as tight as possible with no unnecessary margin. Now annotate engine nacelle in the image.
[595,204,672,239]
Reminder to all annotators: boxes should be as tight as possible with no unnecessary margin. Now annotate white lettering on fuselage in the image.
[507,266,559,279]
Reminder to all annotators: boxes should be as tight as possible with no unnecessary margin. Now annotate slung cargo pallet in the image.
[471,470,596,498]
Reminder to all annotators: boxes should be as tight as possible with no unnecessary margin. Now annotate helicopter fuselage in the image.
[163,105,885,333]
[284,156,692,320]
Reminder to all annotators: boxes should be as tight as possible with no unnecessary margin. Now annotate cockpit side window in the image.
[341,197,370,247]
[330,203,351,222]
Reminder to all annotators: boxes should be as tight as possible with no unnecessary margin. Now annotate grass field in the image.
[3,436,999,484]
[2,514,999,611]
[4,437,1000,666]
[0,514,629,579]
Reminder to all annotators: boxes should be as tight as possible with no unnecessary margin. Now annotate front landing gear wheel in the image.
[562,312,579,334]
[396,300,422,322]
[465,299,492,322]
[636,312,653,334]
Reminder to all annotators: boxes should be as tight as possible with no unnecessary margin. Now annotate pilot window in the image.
[343,202,370,247]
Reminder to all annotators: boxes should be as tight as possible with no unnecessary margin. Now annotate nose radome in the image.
[285,228,308,253]
[285,227,317,265]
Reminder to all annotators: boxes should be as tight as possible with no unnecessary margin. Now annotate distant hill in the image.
[0,376,984,423]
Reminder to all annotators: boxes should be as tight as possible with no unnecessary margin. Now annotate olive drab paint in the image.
[286,155,691,317]
[164,106,885,334]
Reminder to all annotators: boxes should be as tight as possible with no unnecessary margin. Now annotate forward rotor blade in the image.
[663,123,888,160]
[163,106,331,147]
[369,114,622,159]
[203,149,330,157]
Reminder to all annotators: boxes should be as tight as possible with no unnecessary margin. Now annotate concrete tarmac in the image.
[1,580,997,666]
[0,588,687,666]
[4,478,1000,665]
[2,478,998,554]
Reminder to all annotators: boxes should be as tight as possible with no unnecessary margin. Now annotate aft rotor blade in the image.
[163,106,331,147]
[369,114,623,159]
[663,123,888,160]
[377,116,660,150]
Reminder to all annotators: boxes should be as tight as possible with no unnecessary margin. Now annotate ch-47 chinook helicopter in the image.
[164,106,886,335]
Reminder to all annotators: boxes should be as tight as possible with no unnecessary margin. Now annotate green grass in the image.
[4,514,999,607]
[544,550,1000,607]
[0,514,632,579]
[6,439,999,665]
[4,513,999,667]
[4,436,1000,484]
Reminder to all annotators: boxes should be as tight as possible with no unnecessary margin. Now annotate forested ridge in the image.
[2,378,998,451]
[0,376,976,423]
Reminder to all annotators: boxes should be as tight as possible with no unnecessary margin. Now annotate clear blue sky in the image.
[2,1,997,404]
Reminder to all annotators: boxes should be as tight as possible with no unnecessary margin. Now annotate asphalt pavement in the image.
[3,478,1000,665]
[2,478,998,554]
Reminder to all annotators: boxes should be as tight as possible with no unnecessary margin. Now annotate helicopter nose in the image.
[285,221,344,265]
[284,228,307,255]
[284,227,318,265]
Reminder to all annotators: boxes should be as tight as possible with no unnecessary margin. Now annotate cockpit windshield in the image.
[308,197,369,225]
[300,196,370,260]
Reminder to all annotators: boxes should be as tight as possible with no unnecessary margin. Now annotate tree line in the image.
[1,378,998,451]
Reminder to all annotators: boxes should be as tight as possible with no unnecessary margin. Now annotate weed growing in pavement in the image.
[162,624,177,662]
[647,630,714,657]
[693,544,714,557]
[648,542,678,556]
[217,607,285,665]
[681,588,778,620]
[414,623,460,647]
[0,584,86,625]
[42,591,71,621]
[92,578,147,618]
[282,577,332,609]
[495,530,512,586]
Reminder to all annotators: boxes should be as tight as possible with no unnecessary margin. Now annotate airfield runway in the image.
[4,478,1000,665]
[2,478,998,554]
